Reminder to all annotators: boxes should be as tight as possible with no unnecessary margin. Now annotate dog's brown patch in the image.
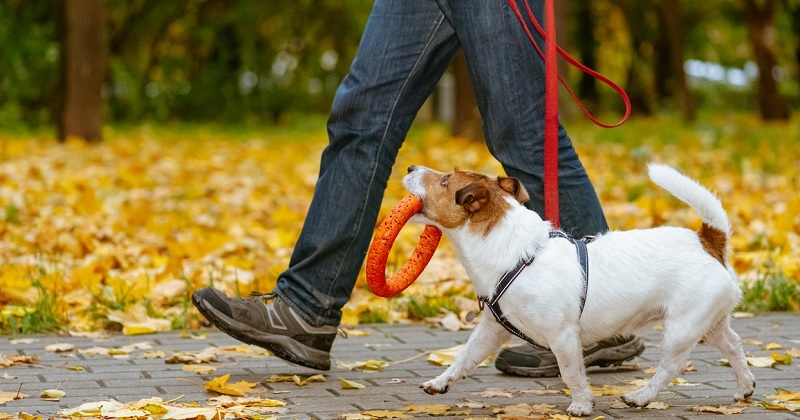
[417,169,527,236]
[699,223,727,266]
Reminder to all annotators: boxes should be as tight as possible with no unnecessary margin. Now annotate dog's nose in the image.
[407,165,418,174]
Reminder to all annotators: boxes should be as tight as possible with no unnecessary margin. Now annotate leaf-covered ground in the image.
[0,115,798,333]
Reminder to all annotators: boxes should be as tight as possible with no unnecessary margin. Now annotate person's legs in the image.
[276,1,460,327]
[193,0,461,370]
[439,0,643,376]
[439,0,606,238]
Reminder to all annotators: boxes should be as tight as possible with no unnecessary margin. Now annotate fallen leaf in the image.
[763,342,783,350]
[9,339,37,345]
[0,390,27,405]
[44,343,75,352]
[336,360,384,371]
[340,414,374,420]
[340,378,366,389]
[764,388,800,402]
[475,388,516,398]
[492,402,560,416]
[293,374,325,386]
[456,398,488,409]
[341,328,371,337]
[771,352,793,365]
[0,354,39,367]
[165,347,218,364]
[41,389,66,400]
[670,377,701,387]
[691,405,746,414]
[203,373,258,396]
[427,344,491,367]
[519,389,562,395]
[405,403,450,415]
[644,401,669,410]
[182,364,216,375]
[361,410,412,418]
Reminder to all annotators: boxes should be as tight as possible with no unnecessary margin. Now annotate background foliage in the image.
[1,0,798,128]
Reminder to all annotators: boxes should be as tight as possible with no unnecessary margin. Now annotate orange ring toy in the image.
[366,194,442,298]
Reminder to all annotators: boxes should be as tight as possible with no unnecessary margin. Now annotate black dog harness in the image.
[475,231,591,346]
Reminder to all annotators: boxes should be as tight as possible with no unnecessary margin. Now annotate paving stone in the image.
[0,313,798,417]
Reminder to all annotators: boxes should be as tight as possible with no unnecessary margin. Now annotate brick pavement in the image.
[0,313,798,419]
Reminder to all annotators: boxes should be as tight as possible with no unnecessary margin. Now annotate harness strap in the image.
[478,231,591,346]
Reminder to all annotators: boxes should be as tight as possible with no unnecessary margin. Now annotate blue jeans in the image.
[276,0,608,327]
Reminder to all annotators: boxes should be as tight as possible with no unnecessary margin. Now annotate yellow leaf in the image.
[0,390,27,405]
[772,352,793,365]
[405,403,451,415]
[182,364,216,375]
[341,328,371,337]
[426,344,491,367]
[763,342,783,350]
[765,388,800,401]
[644,401,670,410]
[691,405,745,414]
[293,374,326,386]
[44,343,74,353]
[203,373,258,396]
[340,378,366,389]
[337,360,385,371]
[40,389,66,399]
[361,410,412,418]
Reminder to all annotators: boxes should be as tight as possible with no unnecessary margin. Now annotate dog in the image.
[403,164,755,417]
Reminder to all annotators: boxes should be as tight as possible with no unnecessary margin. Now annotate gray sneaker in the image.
[192,287,337,370]
[495,336,645,377]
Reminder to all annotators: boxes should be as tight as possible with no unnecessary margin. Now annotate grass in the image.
[1,280,64,335]
[0,113,798,334]
[406,294,461,321]
[740,271,800,312]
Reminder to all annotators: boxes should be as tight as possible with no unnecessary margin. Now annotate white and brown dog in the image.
[403,164,755,417]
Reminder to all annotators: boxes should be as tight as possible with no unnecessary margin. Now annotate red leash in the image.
[506,0,632,227]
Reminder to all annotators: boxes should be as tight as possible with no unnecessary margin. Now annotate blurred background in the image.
[1,1,799,333]
[1,0,797,139]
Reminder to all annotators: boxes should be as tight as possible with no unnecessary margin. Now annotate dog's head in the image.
[402,166,530,235]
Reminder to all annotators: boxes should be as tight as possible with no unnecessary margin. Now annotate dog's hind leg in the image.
[703,316,756,401]
[421,319,510,395]
[550,328,593,417]
[621,323,699,408]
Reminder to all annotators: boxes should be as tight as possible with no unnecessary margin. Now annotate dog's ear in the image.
[455,179,490,214]
[498,176,530,204]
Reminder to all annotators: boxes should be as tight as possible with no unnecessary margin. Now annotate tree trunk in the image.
[741,0,790,121]
[574,2,599,108]
[452,50,484,142]
[58,0,107,142]
[656,0,695,121]
[782,0,800,102]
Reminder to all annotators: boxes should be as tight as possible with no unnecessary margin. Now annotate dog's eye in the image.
[440,175,450,187]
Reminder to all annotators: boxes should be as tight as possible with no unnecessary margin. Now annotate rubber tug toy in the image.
[366,195,442,297]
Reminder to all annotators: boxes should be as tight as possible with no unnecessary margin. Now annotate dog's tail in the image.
[647,163,730,239]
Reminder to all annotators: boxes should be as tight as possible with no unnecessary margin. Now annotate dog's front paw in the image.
[621,390,652,408]
[420,378,449,395]
[735,379,756,401]
[567,401,592,417]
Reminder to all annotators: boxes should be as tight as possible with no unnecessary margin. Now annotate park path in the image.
[0,313,798,419]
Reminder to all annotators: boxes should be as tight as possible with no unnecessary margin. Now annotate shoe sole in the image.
[495,339,646,378]
[193,294,331,371]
